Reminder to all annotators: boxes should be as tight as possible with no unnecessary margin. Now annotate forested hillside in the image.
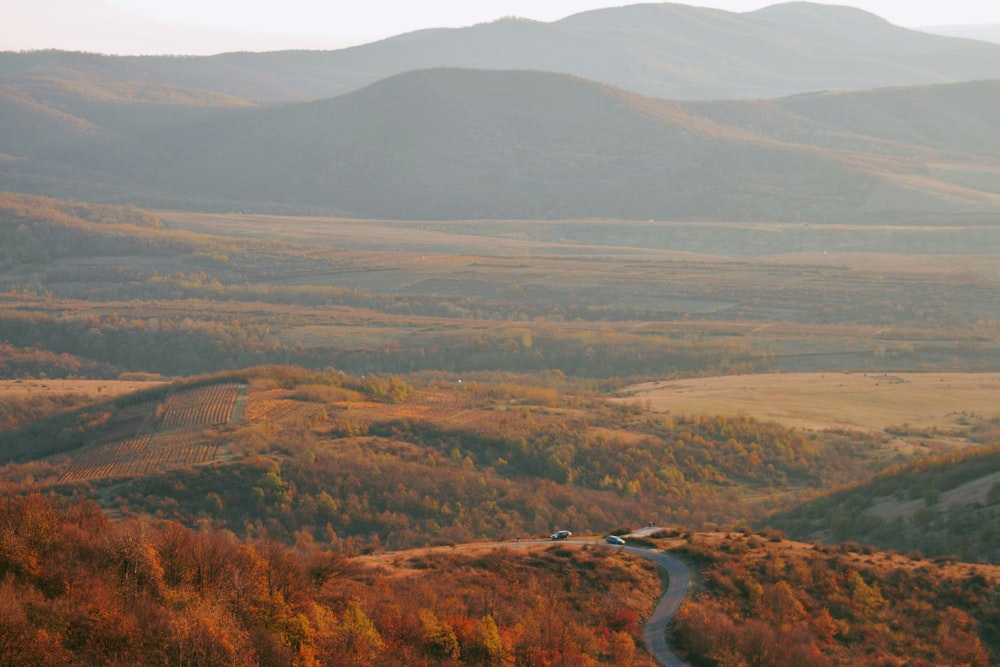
[3,491,997,666]
[0,493,661,666]
[770,438,1000,562]
[3,70,1000,221]
[671,532,999,665]
[0,366,902,545]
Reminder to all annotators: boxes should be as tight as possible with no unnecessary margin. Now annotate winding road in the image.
[502,534,692,666]
[623,544,690,667]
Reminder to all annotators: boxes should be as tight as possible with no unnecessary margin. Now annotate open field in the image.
[618,372,1000,434]
[0,379,167,398]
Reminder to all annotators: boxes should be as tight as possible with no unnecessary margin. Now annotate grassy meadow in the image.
[0,378,166,399]
[618,372,1000,435]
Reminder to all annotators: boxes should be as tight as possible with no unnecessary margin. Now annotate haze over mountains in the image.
[4,2,1000,102]
[925,24,1000,44]
[1,1,999,221]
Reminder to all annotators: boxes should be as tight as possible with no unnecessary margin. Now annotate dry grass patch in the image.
[619,372,1000,435]
[0,379,166,399]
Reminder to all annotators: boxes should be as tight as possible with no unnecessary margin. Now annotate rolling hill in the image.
[3,3,1000,102]
[0,366,895,543]
[3,3,1000,221]
[2,68,998,221]
[2,369,999,663]
[770,437,1000,562]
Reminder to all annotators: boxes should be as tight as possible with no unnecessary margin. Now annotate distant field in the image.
[618,372,1000,434]
[0,379,166,398]
[162,212,1000,258]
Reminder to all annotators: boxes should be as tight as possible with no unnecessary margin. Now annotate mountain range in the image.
[4,2,1000,102]
[1,2,999,221]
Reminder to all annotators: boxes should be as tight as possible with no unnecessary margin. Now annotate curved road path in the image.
[623,545,690,667]
[503,537,691,666]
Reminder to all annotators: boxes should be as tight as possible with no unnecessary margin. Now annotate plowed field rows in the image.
[60,436,153,481]
[160,383,245,429]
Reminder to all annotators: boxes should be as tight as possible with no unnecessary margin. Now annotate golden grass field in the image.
[0,379,166,399]
[618,372,1000,434]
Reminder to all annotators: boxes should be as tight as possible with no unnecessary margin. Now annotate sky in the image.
[3,0,999,55]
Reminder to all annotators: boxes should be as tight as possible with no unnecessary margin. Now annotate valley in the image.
[1,2,999,663]
[1,184,998,664]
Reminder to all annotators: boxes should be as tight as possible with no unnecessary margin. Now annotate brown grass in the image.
[0,379,166,399]
[618,372,1000,435]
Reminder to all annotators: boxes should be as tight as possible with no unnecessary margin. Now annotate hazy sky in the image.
[4,0,999,55]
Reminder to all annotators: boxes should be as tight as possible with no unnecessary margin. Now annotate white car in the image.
[550,530,572,540]
[605,535,626,545]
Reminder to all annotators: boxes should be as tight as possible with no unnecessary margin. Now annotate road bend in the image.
[623,545,691,667]
[520,537,691,666]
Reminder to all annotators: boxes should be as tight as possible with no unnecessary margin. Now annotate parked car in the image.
[550,530,572,540]
[605,535,626,545]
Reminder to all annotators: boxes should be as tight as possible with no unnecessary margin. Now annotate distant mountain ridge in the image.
[2,67,997,222]
[2,2,1000,102]
[2,2,1000,221]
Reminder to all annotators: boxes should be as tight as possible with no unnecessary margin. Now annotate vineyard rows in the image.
[159,383,245,430]
[59,383,246,484]
[61,427,223,483]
